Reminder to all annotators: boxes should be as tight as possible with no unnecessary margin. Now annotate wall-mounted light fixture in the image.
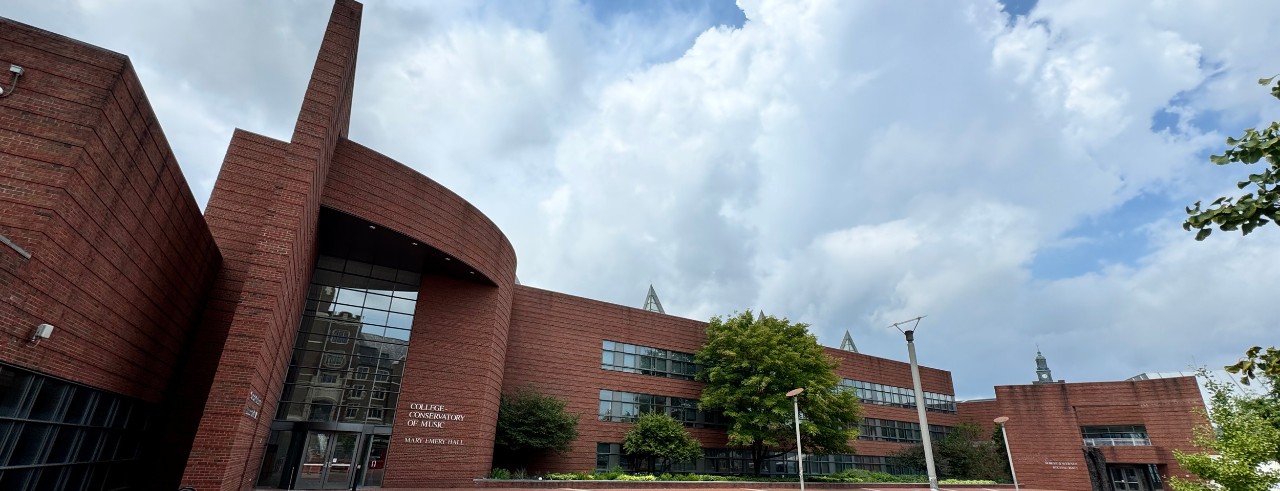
[0,65,24,99]
[30,323,53,345]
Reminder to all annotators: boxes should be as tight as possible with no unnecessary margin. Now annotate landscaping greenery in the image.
[493,387,579,470]
[888,423,1012,483]
[622,412,703,472]
[695,311,862,475]
[1168,371,1280,491]
[534,469,995,484]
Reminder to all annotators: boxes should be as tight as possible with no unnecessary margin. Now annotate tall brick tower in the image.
[176,2,363,489]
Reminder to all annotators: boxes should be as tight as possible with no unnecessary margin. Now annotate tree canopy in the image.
[695,311,862,475]
[1169,373,1280,491]
[890,423,1011,482]
[494,387,579,469]
[1184,77,1280,240]
[622,412,702,472]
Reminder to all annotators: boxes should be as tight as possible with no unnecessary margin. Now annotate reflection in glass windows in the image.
[839,379,956,413]
[0,363,154,490]
[858,418,949,444]
[596,443,921,476]
[601,341,698,380]
[597,389,726,428]
[273,255,420,426]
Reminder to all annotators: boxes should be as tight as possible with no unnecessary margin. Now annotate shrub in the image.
[488,468,511,480]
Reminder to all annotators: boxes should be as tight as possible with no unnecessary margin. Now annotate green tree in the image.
[887,424,1011,482]
[622,412,702,472]
[494,387,579,469]
[695,311,862,475]
[1169,373,1280,491]
[1184,77,1280,240]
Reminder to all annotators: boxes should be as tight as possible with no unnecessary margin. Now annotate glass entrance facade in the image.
[257,214,425,490]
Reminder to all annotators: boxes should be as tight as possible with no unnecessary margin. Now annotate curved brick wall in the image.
[323,138,518,486]
[324,138,516,286]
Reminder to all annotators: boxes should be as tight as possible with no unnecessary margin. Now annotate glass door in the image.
[294,431,361,489]
[1110,466,1144,491]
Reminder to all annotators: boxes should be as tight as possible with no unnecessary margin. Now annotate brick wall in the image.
[992,377,1207,490]
[0,16,222,489]
[502,288,958,474]
[503,286,723,474]
[178,2,365,490]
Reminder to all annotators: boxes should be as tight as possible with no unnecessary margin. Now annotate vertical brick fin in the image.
[178,3,365,490]
[289,0,362,177]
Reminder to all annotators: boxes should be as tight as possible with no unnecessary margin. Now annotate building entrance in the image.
[1105,465,1146,488]
[295,431,360,489]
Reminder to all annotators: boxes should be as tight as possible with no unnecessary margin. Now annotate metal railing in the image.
[1082,436,1151,446]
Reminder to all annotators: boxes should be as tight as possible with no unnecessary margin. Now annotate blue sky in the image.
[7,0,1280,399]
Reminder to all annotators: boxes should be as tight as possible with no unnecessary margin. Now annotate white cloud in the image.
[7,0,1280,396]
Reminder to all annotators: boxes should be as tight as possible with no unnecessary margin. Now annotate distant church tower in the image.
[642,285,665,314]
[839,330,859,353]
[1034,349,1057,384]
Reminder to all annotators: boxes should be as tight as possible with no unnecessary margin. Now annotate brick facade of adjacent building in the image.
[957,377,1207,491]
[0,2,1208,490]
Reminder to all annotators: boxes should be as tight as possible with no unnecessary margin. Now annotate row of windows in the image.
[840,379,956,413]
[601,341,698,380]
[597,390,726,428]
[596,443,918,476]
[1082,425,1151,446]
[0,364,151,490]
[859,418,949,444]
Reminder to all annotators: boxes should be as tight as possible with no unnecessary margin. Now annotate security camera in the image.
[9,65,22,75]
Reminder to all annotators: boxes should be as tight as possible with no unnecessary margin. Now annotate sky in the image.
[7,0,1280,399]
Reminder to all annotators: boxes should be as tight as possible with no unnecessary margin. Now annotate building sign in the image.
[1044,459,1079,470]
[403,402,465,445]
[244,390,263,419]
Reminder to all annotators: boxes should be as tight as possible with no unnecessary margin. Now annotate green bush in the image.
[488,468,512,480]
[617,474,657,481]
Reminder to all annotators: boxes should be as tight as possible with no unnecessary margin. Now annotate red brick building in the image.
[0,2,1204,490]
[957,357,1207,491]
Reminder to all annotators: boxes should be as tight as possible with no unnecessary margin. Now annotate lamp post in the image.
[891,316,938,491]
[994,416,1019,491]
[786,387,805,491]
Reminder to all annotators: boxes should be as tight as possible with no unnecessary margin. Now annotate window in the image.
[601,340,699,380]
[345,407,359,418]
[0,363,153,490]
[368,408,384,420]
[597,389,726,427]
[1082,425,1150,446]
[276,249,420,425]
[839,379,955,413]
[371,389,386,401]
[859,418,950,444]
[330,328,351,345]
[322,354,345,369]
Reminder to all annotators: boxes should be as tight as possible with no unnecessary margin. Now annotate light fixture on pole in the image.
[786,387,805,491]
[994,416,1019,491]
[890,316,938,491]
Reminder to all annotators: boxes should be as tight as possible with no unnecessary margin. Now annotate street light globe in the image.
[994,416,1010,424]
[786,388,805,397]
